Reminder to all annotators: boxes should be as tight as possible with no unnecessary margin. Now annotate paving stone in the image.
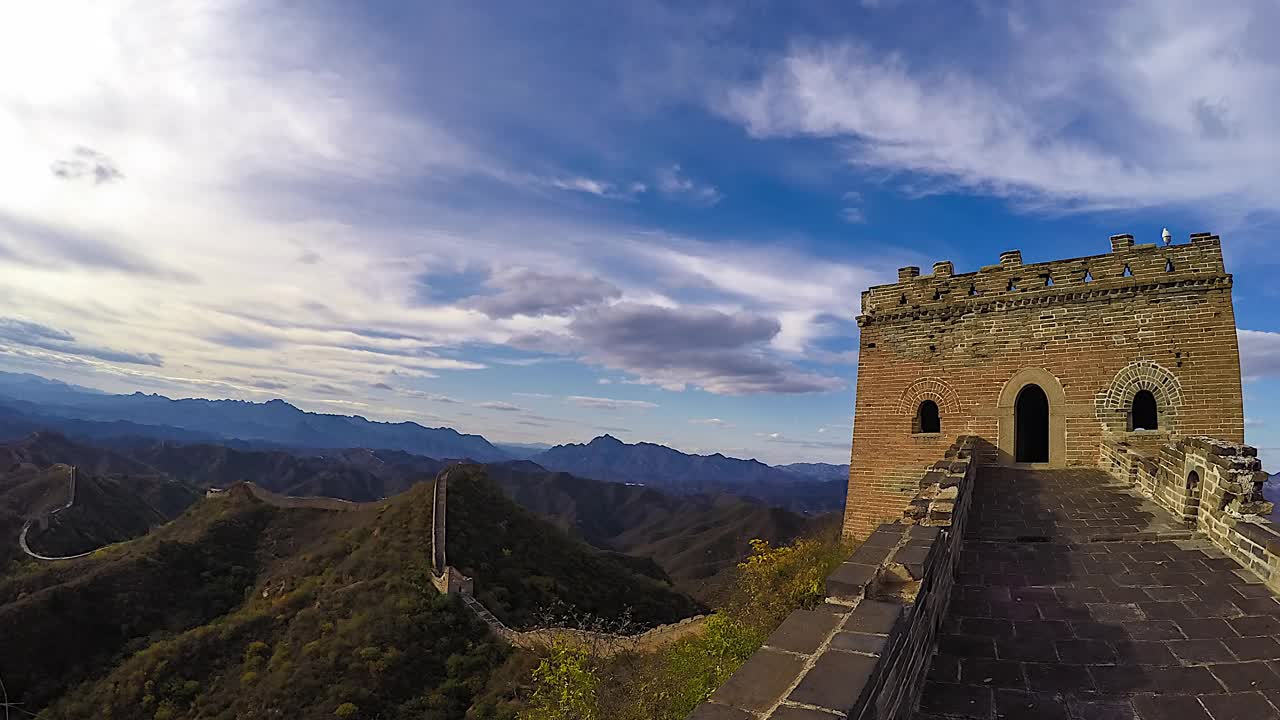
[1224,636,1280,662]
[910,467,1280,720]
[991,689,1070,720]
[829,631,888,656]
[845,599,902,635]
[1197,692,1277,720]
[1126,620,1184,640]
[958,657,1024,689]
[764,609,842,655]
[1176,618,1236,639]
[766,706,837,720]
[1167,638,1235,664]
[1209,662,1280,692]
[998,637,1059,662]
[1064,697,1137,720]
[917,682,992,718]
[1116,641,1179,665]
[708,648,804,713]
[1234,598,1280,615]
[1090,664,1159,694]
[825,562,876,600]
[686,702,753,720]
[916,652,957,685]
[1229,615,1280,637]
[1150,666,1227,695]
[940,634,996,658]
[787,650,878,712]
[1130,694,1213,720]
[1056,638,1117,664]
[1025,663,1094,693]
[961,617,1015,638]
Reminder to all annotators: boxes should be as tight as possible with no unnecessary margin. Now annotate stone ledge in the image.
[688,437,980,720]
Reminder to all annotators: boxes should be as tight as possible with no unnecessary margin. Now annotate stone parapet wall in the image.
[861,234,1226,316]
[242,482,386,512]
[691,437,978,720]
[1103,435,1278,591]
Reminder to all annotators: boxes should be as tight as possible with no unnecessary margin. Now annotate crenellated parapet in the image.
[859,233,1228,324]
[1102,435,1278,591]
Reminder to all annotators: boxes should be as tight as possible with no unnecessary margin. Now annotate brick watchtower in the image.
[843,233,1245,539]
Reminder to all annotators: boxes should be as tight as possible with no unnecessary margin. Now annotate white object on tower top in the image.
[1162,227,1172,245]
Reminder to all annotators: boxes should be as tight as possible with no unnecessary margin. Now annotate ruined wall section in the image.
[846,234,1244,539]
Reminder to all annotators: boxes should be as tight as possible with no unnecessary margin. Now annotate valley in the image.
[0,372,847,718]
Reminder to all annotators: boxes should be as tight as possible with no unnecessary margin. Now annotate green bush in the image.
[522,532,850,720]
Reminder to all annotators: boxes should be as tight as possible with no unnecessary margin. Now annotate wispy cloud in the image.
[1240,330,1280,381]
[656,164,722,206]
[566,395,659,410]
[50,146,124,185]
[723,5,1280,216]
[0,317,162,367]
[477,401,526,412]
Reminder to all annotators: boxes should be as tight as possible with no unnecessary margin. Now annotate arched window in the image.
[1131,390,1158,430]
[915,400,940,434]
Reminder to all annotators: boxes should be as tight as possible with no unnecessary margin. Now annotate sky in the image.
[1,1,1279,467]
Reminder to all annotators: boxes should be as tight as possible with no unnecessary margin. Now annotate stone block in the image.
[829,631,889,656]
[686,703,753,720]
[907,524,942,543]
[765,609,841,655]
[708,648,805,713]
[846,599,904,635]
[826,562,877,601]
[767,707,838,720]
[787,650,880,711]
[849,542,897,568]
[864,526,905,548]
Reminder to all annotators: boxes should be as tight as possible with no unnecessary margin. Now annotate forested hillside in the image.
[0,468,699,718]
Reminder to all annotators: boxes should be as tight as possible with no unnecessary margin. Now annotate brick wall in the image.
[1104,436,1278,591]
[845,233,1244,539]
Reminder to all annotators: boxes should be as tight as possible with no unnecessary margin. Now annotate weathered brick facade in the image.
[844,233,1245,539]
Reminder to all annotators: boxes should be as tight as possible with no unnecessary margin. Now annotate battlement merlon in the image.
[859,233,1228,319]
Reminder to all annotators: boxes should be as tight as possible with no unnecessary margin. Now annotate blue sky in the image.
[0,1,1278,466]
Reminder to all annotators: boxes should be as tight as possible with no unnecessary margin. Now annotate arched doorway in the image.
[1015,384,1050,463]
[1131,390,1158,430]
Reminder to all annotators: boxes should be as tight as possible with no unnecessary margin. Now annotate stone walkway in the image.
[915,467,1280,720]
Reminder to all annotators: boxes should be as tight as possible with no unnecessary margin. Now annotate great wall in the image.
[689,233,1280,719]
[17,465,99,562]
[426,466,708,655]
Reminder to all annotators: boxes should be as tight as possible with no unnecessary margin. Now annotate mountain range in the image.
[0,372,849,513]
[531,435,846,512]
[0,372,507,461]
[0,431,829,600]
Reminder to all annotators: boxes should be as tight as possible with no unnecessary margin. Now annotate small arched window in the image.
[1131,390,1158,430]
[915,400,941,434]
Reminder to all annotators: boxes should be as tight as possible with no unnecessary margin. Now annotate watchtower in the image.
[843,233,1245,539]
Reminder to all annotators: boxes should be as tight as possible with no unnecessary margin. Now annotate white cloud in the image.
[690,417,730,426]
[477,401,526,412]
[840,191,866,223]
[547,176,646,199]
[1240,329,1280,381]
[723,5,1280,216]
[656,165,723,206]
[566,395,659,410]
